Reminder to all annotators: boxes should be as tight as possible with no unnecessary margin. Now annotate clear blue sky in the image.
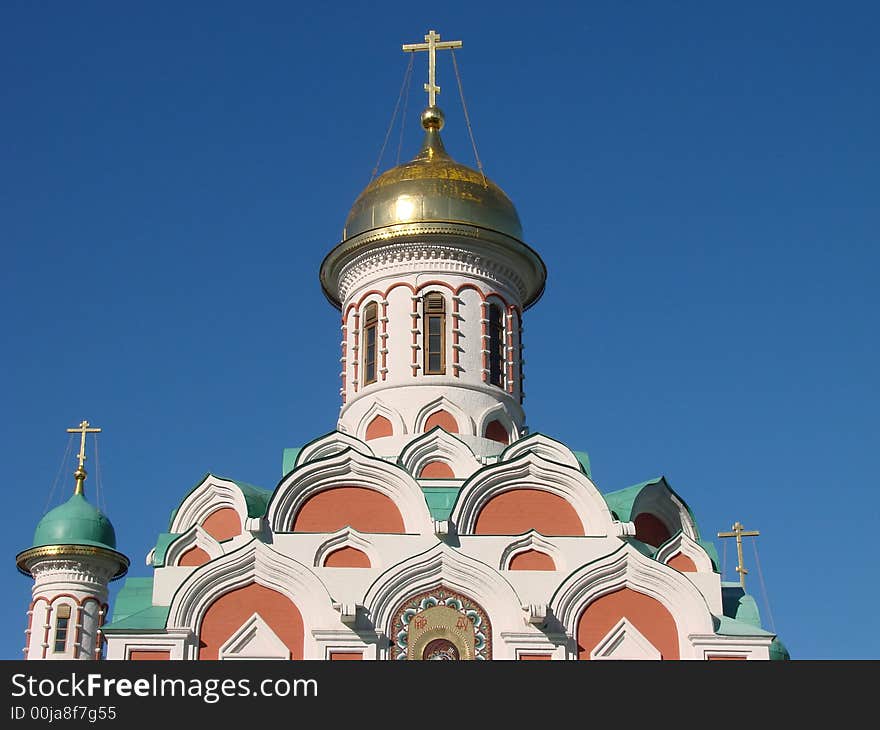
[2,1,877,660]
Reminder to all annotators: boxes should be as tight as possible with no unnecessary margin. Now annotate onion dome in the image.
[321,106,546,310]
[344,107,523,241]
[16,491,128,578]
[769,637,791,661]
[30,493,118,551]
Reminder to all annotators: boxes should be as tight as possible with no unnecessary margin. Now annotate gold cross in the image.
[717,521,760,589]
[402,29,462,108]
[66,419,101,496]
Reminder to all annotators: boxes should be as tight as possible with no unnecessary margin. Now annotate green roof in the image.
[151,532,180,567]
[102,605,170,632]
[769,637,791,661]
[108,577,155,624]
[233,479,271,518]
[572,451,591,477]
[31,493,118,551]
[601,480,659,522]
[422,486,461,521]
[103,576,169,632]
[167,474,271,530]
[713,614,774,637]
[282,448,302,477]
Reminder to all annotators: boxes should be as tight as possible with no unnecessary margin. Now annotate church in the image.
[16,30,788,661]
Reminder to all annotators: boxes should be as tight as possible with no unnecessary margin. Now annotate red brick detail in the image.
[508,549,556,571]
[292,487,405,533]
[365,415,393,440]
[484,419,509,444]
[474,489,585,536]
[667,553,698,572]
[199,583,303,660]
[577,588,679,660]
[633,513,671,547]
[419,461,455,479]
[380,301,388,380]
[330,652,364,660]
[424,410,458,433]
[324,546,371,568]
[178,546,211,567]
[519,654,552,660]
[353,312,360,393]
[130,650,171,660]
[201,507,241,542]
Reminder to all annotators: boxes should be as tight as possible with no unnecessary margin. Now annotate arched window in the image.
[423,293,445,375]
[488,303,504,387]
[363,302,378,385]
[53,604,71,653]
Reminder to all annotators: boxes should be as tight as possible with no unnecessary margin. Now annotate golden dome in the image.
[343,107,523,241]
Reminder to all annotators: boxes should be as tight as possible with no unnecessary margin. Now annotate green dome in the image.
[31,493,117,551]
[769,637,791,661]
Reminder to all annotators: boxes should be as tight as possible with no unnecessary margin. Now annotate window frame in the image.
[423,293,446,375]
[53,604,71,654]
[362,302,378,386]
[488,302,505,387]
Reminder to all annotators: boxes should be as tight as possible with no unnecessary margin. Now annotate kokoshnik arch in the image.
[16,30,788,662]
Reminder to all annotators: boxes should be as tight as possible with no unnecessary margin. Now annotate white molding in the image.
[165,539,340,659]
[398,428,480,479]
[218,613,290,660]
[313,527,379,569]
[413,395,476,436]
[355,400,407,441]
[655,532,715,574]
[163,526,223,567]
[590,618,661,660]
[550,543,715,659]
[451,453,615,537]
[499,531,564,572]
[266,448,434,535]
[631,480,699,541]
[475,402,520,444]
[362,542,525,657]
[500,433,581,470]
[296,431,375,468]
[169,475,248,537]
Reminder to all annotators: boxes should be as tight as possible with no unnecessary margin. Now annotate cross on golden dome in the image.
[402,29,462,108]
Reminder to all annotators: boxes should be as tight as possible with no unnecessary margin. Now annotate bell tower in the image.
[16,421,128,660]
[320,30,546,457]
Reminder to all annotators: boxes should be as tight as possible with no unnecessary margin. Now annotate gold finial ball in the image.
[421,106,445,130]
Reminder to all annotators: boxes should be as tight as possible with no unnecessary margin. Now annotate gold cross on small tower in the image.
[66,419,101,496]
[402,29,462,108]
[717,521,760,589]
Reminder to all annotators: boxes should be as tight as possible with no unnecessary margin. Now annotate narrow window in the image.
[488,303,504,387]
[363,302,378,385]
[423,293,445,375]
[53,604,71,654]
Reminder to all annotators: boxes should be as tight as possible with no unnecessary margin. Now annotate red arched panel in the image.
[484,420,509,444]
[365,415,393,440]
[577,588,679,660]
[178,546,210,567]
[199,583,303,660]
[292,487,405,533]
[419,461,455,478]
[474,489,584,536]
[508,549,556,571]
[424,410,458,433]
[667,553,697,572]
[201,507,241,542]
[324,546,371,568]
[634,513,671,547]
